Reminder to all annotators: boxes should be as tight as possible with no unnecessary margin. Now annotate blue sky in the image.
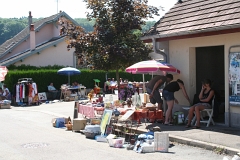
[0,0,176,21]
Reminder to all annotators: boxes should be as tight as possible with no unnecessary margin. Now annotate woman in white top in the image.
[3,84,11,100]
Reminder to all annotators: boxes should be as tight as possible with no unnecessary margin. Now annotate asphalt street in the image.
[0,101,230,160]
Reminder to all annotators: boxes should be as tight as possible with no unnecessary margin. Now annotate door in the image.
[196,45,225,123]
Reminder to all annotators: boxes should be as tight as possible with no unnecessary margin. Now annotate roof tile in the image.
[143,0,240,38]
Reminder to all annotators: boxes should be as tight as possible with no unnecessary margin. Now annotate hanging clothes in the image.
[28,83,33,105]
[28,83,33,98]
[25,84,29,98]
[19,84,23,99]
[32,82,38,97]
[22,83,25,99]
[16,84,20,103]
[15,78,38,105]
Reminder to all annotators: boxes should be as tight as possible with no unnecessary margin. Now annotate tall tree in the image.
[59,0,160,87]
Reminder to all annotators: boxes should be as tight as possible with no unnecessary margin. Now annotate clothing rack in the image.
[14,78,38,106]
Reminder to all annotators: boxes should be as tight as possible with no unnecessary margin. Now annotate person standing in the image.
[163,79,191,125]
[146,74,173,110]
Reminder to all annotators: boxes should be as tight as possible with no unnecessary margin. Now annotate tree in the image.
[0,17,39,45]
[0,17,156,45]
[59,0,160,88]
[74,18,95,32]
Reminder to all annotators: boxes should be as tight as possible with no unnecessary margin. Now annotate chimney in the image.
[28,11,32,30]
[30,24,36,50]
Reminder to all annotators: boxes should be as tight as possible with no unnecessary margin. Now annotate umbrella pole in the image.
[68,73,70,85]
[142,74,146,93]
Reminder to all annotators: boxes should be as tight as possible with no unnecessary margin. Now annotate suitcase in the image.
[85,131,99,139]
[84,125,101,139]
[84,124,101,132]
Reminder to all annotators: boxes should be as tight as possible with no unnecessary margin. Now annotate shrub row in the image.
[4,69,152,93]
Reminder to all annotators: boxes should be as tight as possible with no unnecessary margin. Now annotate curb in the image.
[169,134,240,156]
[137,128,240,156]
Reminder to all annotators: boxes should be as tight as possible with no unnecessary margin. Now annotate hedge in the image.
[4,69,152,93]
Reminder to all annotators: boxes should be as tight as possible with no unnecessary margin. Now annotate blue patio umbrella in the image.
[57,67,81,84]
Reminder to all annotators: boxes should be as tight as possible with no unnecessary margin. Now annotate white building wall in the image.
[164,32,240,127]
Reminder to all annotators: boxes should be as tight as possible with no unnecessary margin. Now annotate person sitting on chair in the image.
[104,78,111,94]
[185,79,214,129]
[71,81,79,94]
[110,78,117,94]
[48,83,59,100]
[2,84,11,100]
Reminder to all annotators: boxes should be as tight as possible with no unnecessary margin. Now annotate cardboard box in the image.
[72,118,87,131]
[52,117,68,127]
[143,93,150,103]
[0,104,11,109]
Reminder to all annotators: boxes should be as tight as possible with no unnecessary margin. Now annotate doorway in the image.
[196,45,225,123]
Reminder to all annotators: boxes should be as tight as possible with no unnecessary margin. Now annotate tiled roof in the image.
[142,0,240,40]
[0,36,65,66]
[0,11,78,60]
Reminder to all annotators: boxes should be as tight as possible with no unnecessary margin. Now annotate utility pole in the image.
[57,0,58,13]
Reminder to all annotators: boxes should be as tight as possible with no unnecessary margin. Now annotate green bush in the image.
[4,69,152,93]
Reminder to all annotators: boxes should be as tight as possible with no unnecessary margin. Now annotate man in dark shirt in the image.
[146,74,173,110]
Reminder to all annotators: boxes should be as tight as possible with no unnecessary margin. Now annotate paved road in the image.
[0,102,229,160]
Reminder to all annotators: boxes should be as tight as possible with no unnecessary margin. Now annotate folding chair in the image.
[191,96,215,127]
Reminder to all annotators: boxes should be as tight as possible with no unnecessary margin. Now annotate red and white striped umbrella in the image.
[0,66,8,81]
[125,60,180,75]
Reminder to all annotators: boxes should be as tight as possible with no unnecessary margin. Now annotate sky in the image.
[0,0,177,21]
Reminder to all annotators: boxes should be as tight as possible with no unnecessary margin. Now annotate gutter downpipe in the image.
[152,37,168,62]
[152,37,168,114]
[228,45,240,127]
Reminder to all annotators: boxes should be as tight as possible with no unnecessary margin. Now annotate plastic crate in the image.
[107,137,125,148]
[154,132,169,152]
